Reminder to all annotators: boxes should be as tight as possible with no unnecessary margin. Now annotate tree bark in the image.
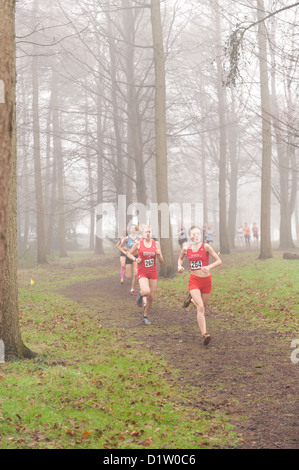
[257,0,273,259]
[215,3,230,254]
[52,72,67,258]
[0,0,35,359]
[270,20,295,250]
[32,52,47,263]
[227,88,238,248]
[95,72,104,255]
[150,0,174,277]
[0,0,15,325]
[106,14,124,201]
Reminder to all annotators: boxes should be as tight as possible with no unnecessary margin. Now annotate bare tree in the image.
[32,0,47,263]
[150,0,174,277]
[257,0,272,259]
[214,1,230,254]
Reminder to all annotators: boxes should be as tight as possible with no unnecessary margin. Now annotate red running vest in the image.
[187,243,209,271]
[138,239,157,273]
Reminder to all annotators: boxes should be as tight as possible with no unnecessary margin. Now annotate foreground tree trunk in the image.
[150,0,174,277]
[0,0,35,359]
[0,0,14,315]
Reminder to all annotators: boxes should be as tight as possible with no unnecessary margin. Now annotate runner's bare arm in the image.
[203,243,222,273]
[127,240,140,262]
[118,237,128,255]
[177,247,187,273]
[156,241,164,263]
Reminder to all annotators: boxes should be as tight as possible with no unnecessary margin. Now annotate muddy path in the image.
[62,255,299,449]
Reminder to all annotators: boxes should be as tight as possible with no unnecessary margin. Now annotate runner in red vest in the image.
[127,225,164,325]
[243,223,250,248]
[178,226,222,345]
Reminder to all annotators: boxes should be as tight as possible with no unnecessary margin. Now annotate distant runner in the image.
[252,223,259,246]
[243,223,250,248]
[176,220,188,250]
[115,230,127,284]
[118,225,139,295]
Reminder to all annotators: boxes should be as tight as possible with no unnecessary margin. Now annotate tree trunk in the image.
[150,0,174,277]
[257,0,273,259]
[122,1,147,209]
[52,73,67,258]
[95,73,104,255]
[215,3,230,254]
[84,93,95,251]
[0,0,15,324]
[0,0,35,359]
[270,20,295,250]
[46,152,57,254]
[201,135,208,226]
[106,15,124,201]
[227,88,238,248]
[32,53,47,263]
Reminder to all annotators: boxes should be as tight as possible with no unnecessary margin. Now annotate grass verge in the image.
[0,251,236,449]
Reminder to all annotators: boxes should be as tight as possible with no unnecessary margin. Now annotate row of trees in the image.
[16,0,298,263]
[0,0,298,358]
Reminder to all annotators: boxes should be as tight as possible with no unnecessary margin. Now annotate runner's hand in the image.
[201,266,210,274]
[178,266,184,273]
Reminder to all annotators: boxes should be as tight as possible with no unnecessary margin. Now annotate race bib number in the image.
[145,259,154,268]
[190,260,202,270]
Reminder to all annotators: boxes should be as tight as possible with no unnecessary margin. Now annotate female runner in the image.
[115,229,127,284]
[118,225,139,295]
[127,225,163,325]
[178,226,222,345]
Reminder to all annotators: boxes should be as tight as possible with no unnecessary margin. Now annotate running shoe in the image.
[202,333,211,346]
[120,279,124,284]
[143,316,151,325]
[130,290,137,296]
[183,293,192,308]
[136,292,143,307]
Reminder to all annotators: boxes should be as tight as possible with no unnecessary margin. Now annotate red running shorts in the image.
[188,274,212,294]
[138,269,158,280]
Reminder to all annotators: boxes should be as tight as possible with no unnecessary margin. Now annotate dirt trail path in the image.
[62,256,299,449]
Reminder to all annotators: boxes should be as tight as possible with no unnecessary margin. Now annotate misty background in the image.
[15,0,298,261]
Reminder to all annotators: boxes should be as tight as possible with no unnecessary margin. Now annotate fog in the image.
[15,0,298,261]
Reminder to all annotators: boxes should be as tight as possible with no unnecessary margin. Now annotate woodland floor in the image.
[62,253,299,449]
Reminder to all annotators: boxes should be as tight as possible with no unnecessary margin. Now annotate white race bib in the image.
[145,259,154,268]
[190,260,202,270]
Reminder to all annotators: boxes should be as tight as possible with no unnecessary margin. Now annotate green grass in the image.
[0,251,236,449]
[1,249,297,449]
[158,251,299,333]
